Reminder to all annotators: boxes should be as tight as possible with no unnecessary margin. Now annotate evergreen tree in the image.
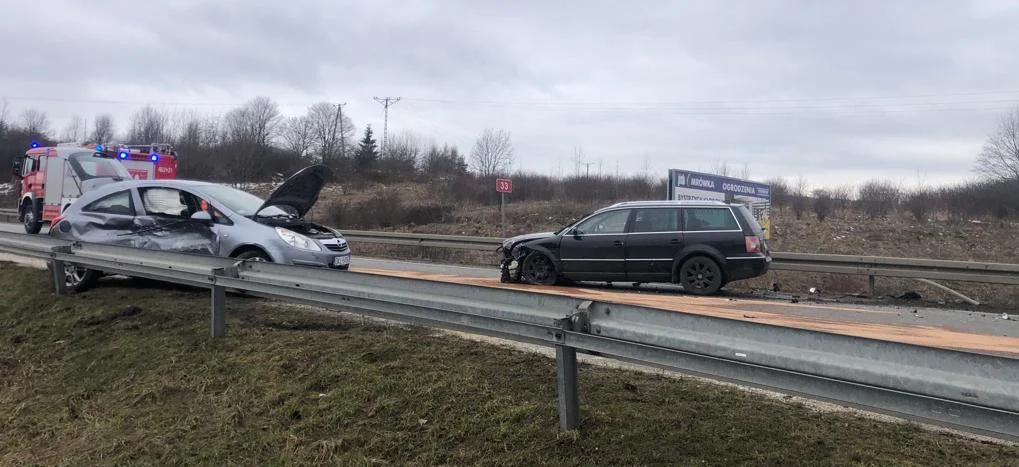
[354,125,378,176]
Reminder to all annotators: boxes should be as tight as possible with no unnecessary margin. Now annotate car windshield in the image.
[67,151,133,180]
[555,211,593,235]
[197,184,291,217]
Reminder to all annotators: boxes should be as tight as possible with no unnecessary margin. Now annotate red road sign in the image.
[496,178,513,193]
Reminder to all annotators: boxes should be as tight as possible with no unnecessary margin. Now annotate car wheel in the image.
[234,249,271,262]
[679,256,723,295]
[23,200,42,234]
[520,252,558,285]
[47,261,100,293]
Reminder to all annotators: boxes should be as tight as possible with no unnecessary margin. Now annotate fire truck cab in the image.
[11,141,177,234]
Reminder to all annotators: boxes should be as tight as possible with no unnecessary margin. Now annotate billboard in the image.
[666,169,772,239]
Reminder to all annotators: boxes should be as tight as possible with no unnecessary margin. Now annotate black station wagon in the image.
[498,200,771,295]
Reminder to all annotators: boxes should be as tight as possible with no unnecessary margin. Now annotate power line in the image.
[2,92,1018,119]
[373,96,400,156]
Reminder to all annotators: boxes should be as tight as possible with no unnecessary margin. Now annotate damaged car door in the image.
[65,188,147,248]
[130,186,220,256]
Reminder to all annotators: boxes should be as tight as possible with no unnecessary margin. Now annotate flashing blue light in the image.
[150,153,159,162]
[119,151,129,159]
[95,144,104,151]
[30,141,40,148]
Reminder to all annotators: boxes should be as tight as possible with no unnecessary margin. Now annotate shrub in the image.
[812,189,833,221]
[857,180,902,219]
[905,189,935,223]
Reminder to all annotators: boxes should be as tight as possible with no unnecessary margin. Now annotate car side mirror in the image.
[11,158,23,179]
[190,211,214,225]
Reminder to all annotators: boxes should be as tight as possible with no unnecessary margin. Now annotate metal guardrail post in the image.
[211,285,226,338]
[554,314,580,431]
[553,304,592,431]
[210,266,237,338]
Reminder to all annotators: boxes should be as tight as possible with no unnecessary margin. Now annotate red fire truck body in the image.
[97,143,178,180]
[12,142,179,233]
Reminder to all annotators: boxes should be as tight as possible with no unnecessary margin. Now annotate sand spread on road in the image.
[354,267,1019,357]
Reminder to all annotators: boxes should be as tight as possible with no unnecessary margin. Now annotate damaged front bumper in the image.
[498,245,524,283]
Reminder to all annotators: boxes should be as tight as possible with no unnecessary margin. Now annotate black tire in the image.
[23,200,42,234]
[520,252,558,285]
[47,261,101,293]
[228,249,272,296]
[234,248,271,262]
[678,256,724,296]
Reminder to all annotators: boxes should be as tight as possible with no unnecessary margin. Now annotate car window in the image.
[683,207,739,231]
[83,190,135,216]
[735,205,764,235]
[139,186,229,223]
[630,208,679,233]
[140,187,194,218]
[574,209,630,235]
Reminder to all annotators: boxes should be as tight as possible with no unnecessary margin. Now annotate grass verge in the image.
[1,262,1017,466]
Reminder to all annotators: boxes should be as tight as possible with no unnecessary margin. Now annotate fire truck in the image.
[11,141,179,234]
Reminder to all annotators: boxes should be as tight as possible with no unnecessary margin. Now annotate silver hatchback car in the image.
[49,165,351,291]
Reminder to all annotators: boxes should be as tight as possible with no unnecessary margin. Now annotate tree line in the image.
[4,96,1019,221]
[0,97,519,185]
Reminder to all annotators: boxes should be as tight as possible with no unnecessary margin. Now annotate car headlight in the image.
[275,227,321,252]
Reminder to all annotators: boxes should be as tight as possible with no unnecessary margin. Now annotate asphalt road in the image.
[2,221,1016,355]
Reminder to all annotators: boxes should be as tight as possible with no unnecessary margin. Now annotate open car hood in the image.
[255,164,332,218]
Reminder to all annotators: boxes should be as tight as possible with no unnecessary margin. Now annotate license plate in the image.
[333,256,350,267]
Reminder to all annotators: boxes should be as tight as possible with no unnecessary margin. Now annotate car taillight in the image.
[745,235,761,254]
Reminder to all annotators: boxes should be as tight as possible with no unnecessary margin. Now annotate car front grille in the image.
[324,242,348,252]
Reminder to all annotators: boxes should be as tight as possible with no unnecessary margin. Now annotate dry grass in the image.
[2,263,1019,465]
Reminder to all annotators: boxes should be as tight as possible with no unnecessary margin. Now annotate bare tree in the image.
[21,109,49,136]
[0,99,8,138]
[247,96,282,147]
[640,154,653,183]
[712,160,730,177]
[90,114,116,143]
[307,102,354,166]
[222,97,282,147]
[738,163,751,180]
[61,115,86,141]
[812,188,833,221]
[128,105,169,143]
[857,180,903,219]
[280,115,314,158]
[974,107,1019,181]
[469,128,514,177]
[380,131,422,181]
[571,146,586,177]
[791,174,809,219]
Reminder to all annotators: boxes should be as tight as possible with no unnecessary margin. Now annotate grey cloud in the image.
[2,0,1018,190]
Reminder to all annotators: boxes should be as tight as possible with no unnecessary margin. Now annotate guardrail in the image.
[341,230,1019,288]
[0,230,1017,440]
[3,220,1017,289]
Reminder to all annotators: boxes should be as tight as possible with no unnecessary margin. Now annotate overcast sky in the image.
[3,0,1019,189]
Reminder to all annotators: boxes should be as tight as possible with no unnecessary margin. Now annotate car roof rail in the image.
[606,200,728,208]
